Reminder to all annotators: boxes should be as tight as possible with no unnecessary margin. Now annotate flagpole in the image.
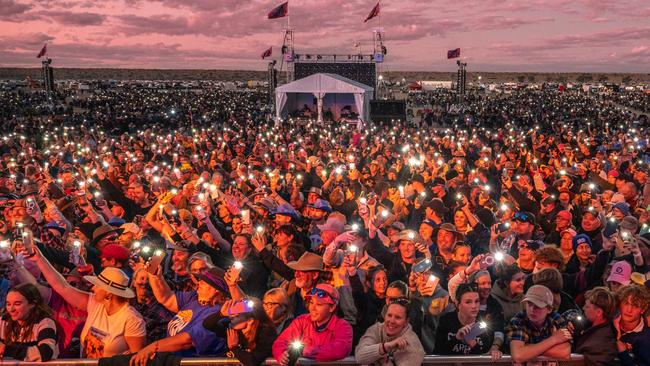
[287,0,291,30]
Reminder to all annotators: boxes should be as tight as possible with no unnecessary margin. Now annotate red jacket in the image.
[272,314,353,362]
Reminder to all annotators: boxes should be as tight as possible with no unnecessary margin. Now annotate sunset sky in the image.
[1,0,648,72]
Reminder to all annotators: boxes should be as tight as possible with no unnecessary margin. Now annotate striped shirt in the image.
[0,317,59,361]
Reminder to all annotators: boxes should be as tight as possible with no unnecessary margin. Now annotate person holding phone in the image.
[434,283,496,357]
[203,298,276,366]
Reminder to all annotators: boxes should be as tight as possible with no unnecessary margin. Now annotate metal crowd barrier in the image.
[0,354,586,365]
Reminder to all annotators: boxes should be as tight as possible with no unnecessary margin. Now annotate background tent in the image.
[275,73,374,123]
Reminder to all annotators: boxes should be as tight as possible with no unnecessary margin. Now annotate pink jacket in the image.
[272,314,353,362]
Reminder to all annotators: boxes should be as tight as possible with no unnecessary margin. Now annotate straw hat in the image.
[83,267,135,298]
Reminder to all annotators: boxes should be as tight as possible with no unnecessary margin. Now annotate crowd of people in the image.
[0,82,648,366]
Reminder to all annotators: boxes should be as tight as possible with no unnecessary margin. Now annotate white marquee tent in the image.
[275,73,374,123]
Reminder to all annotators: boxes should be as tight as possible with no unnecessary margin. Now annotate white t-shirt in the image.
[80,293,146,358]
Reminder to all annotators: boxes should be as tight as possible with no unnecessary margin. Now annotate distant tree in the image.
[598,74,609,83]
[517,75,526,83]
[558,75,568,83]
[528,75,536,83]
[622,75,633,84]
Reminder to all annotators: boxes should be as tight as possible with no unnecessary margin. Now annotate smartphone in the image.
[498,221,511,233]
[71,240,82,266]
[479,254,495,269]
[146,249,166,274]
[25,198,37,215]
[412,258,433,273]
[425,274,440,289]
[241,209,250,226]
[464,321,487,342]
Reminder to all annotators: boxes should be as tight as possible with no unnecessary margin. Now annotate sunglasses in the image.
[309,288,334,301]
[389,297,410,306]
[513,212,531,222]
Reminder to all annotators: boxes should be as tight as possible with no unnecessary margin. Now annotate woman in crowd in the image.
[350,265,389,331]
[203,298,276,366]
[434,283,498,358]
[490,265,525,322]
[0,284,59,361]
[262,288,293,335]
[355,298,425,366]
[26,246,146,358]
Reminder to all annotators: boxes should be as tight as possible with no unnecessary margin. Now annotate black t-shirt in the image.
[434,311,492,355]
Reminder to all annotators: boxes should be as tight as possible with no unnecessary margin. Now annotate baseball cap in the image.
[560,228,577,238]
[100,244,130,262]
[607,261,632,285]
[306,283,339,305]
[556,210,572,222]
[522,285,554,308]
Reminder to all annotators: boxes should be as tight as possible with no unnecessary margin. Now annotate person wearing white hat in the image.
[25,246,146,358]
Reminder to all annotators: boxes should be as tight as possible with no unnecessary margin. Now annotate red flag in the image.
[261,46,272,59]
[268,2,288,19]
[364,2,380,22]
[447,48,460,59]
[36,44,47,58]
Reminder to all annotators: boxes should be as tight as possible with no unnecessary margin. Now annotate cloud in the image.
[43,10,106,25]
[0,0,32,19]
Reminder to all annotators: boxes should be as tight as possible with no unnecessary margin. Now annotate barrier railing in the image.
[0,354,586,365]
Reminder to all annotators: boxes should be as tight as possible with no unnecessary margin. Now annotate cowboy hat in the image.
[286,252,324,272]
[89,224,124,247]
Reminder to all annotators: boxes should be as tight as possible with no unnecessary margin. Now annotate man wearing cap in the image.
[99,243,131,274]
[506,285,572,363]
[367,229,429,283]
[543,210,573,247]
[305,199,332,251]
[272,283,353,365]
[578,206,605,253]
[424,198,448,227]
[492,211,544,258]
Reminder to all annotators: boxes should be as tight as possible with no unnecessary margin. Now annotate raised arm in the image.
[147,267,179,313]
[10,263,52,303]
[25,246,90,311]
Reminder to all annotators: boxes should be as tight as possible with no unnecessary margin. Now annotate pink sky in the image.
[1,0,649,72]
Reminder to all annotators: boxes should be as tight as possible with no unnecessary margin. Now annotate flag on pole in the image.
[447,48,461,59]
[261,46,273,59]
[268,2,288,19]
[364,2,380,22]
[37,44,47,58]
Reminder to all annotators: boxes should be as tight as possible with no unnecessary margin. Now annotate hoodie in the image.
[490,283,523,324]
